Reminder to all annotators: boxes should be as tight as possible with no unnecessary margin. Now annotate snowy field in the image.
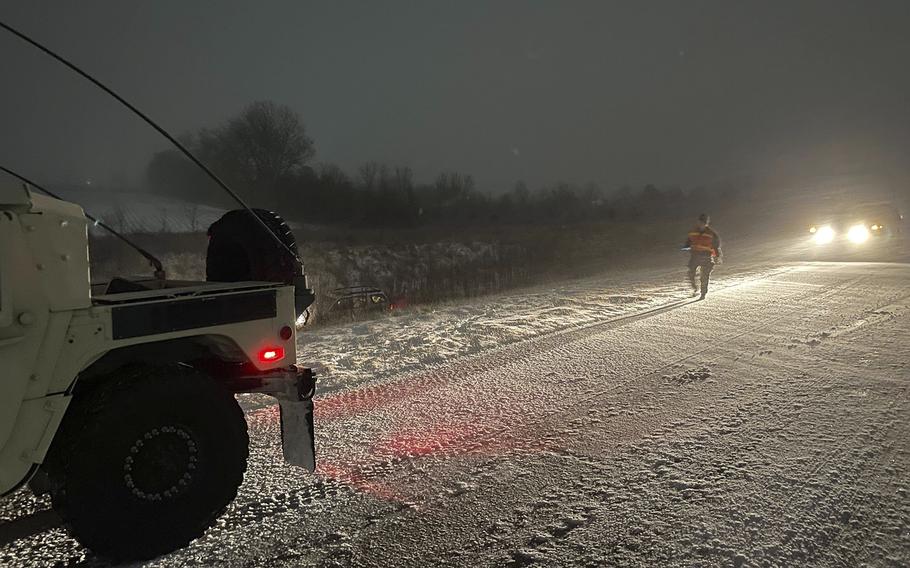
[1,254,909,566]
[54,188,229,234]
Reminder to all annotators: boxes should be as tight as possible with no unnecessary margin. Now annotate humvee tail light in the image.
[258,346,285,363]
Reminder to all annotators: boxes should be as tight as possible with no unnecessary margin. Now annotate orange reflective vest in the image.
[687,227,719,255]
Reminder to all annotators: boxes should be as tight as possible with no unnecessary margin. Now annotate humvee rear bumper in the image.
[245,366,316,472]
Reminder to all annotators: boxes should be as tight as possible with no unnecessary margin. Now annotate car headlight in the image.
[847,224,870,244]
[870,224,882,231]
[813,225,835,245]
[808,225,817,234]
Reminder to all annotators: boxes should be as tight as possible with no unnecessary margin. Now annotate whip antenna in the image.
[0,164,166,278]
[0,19,303,267]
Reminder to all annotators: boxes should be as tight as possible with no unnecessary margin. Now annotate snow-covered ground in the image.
[299,262,796,394]
[1,256,909,567]
[54,187,229,234]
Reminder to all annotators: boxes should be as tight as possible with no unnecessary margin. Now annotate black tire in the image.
[44,364,248,561]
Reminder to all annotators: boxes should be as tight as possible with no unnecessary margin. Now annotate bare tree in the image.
[393,166,414,192]
[358,161,382,190]
[512,180,530,204]
[197,101,315,190]
[434,172,475,204]
[318,163,351,187]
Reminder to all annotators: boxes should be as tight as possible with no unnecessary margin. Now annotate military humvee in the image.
[0,177,317,560]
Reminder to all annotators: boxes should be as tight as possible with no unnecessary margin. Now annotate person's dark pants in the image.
[688,253,714,297]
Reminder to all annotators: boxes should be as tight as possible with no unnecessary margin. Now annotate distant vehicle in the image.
[805,201,902,248]
[328,285,391,319]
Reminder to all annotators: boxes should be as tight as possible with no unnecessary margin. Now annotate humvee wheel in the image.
[44,364,248,561]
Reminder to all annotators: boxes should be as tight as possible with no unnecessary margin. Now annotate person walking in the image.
[684,213,722,300]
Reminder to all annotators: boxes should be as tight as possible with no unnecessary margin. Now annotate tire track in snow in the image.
[157,267,850,557]
[456,302,907,566]
[312,266,805,422]
[0,266,883,565]
[301,271,869,536]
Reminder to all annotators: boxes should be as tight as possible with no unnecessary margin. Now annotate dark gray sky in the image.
[1,1,909,193]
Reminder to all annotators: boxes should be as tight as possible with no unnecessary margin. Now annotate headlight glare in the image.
[813,225,835,245]
[847,224,869,244]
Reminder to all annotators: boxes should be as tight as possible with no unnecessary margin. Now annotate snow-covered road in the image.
[298,262,800,394]
[2,261,909,567]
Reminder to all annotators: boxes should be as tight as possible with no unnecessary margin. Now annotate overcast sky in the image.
[1,1,909,194]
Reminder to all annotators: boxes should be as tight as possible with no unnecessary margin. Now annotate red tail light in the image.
[258,346,285,363]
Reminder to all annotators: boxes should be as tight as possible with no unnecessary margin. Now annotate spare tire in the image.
[206,208,299,284]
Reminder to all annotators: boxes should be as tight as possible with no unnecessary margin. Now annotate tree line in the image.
[147,100,749,229]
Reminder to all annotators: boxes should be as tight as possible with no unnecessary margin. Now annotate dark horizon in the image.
[1,1,909,194]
